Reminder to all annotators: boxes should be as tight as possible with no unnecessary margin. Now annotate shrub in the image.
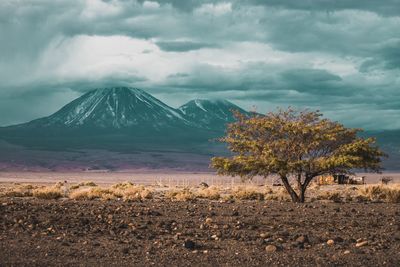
[358,185,386,201]
[317,191,342,202]
[381,176,393,185]
[121,185,153,201]
[69,187,116,200]
[32,186,63,199]
[112,181,134,190]
[386,187,400,203]
[197,186,221,200]
[0,184,38,197]
[357,185,400,203]
[165,188,196,201]
[232,186,264,200]
[69,181,97,190]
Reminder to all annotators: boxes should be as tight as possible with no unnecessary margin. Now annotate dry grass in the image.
[232,186,265,200]
[119,185,153,201]
[70,181,98,190]
[32,186,63,199]
[2,180,399,204]
[196,186,221,200]
[0,187,32,197]
[357,185,400,203]
[69,183,153,201]
[265,187,291,201]
[69,187,117,200]
[111,181,135,190]
[317,191,342,202]
[165,188,196,201]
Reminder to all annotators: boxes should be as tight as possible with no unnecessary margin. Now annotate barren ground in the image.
[0,197,399,267]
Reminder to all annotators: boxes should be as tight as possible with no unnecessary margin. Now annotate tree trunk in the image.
[280,175,300,202]
[299,186,306,203]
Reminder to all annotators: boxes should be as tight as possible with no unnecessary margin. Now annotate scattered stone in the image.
[183,239,196,250]
[205,217,213,224]
[231,211,239,216]
[265,245,277,253]
[296,235,309,244]
[327,239,335,246]
[355,241,369,247]
[344,250,351,255]
[334,237,344,243]
[260,232,272,238]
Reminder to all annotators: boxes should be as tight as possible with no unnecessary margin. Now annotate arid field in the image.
[0,171,399,186]
[0,176,399,266]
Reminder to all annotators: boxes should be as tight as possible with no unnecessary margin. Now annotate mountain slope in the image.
[0,87,225,151]
[179,99,247,130]
[23,87,190,130]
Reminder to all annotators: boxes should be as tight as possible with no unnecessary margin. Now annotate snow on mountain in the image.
[179,99,247,129]
[35,87,191,130]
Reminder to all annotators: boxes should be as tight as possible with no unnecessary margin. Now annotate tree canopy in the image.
[211,108,386,202]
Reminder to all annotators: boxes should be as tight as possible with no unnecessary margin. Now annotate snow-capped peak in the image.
[42,87,190,129]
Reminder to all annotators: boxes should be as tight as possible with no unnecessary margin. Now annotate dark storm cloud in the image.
[360,40,400,72]
[163,64,346,95]
[155,41,218,52]
[138,0,400,17]
[0,0,399,129]
[247,0,400,17]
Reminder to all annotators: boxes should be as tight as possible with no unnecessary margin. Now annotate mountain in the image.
[0,86,397,171]
[0,87,243,153]
[14,87,191,131]
[178,99,248,130]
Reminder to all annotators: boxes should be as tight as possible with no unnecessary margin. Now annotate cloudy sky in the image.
[1,0,399,130]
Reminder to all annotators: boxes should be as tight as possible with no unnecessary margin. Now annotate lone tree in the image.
[211,108,386,203]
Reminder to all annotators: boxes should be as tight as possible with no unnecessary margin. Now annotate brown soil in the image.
[0,198,399,266]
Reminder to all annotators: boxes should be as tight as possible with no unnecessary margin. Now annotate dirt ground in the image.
[0,198,399,267]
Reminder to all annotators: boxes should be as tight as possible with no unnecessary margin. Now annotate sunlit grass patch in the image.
[232,186,264,200]
[165,188,196,201]
[196,186,221,200]
[32,186,63,199]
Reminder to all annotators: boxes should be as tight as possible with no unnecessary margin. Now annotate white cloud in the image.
[143,1,160,9]
[194,2,232,16]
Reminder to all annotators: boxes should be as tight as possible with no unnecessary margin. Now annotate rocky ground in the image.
[0,198,399,266]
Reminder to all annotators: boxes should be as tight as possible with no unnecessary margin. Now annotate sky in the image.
[0,0,399,130]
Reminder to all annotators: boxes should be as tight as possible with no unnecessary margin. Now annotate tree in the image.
[211,108,386,203]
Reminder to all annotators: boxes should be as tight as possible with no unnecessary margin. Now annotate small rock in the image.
[205,217,213,224]
[260,232,272,238]
[344,250,351,255]
[231,211,239,216]
[183,239,196,250]
[334,237,344,243]
[296,235,309,244]
[265,245,277,253]
[355,241,369,247]
[327,239,335,246]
